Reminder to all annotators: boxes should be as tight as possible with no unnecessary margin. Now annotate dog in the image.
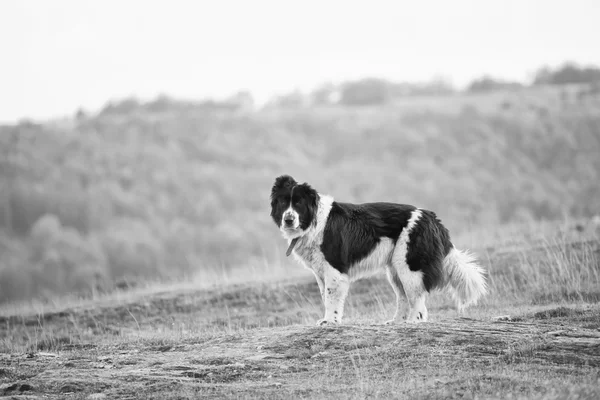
[270,175,488,325]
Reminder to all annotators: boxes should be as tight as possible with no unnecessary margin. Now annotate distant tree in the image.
[144,94,173,113]
[0,130,19,235]
[340,78,391,106]
[467,76,523,93]
[75,108,87,120]
[100,218,164,279]
[310,83,340,106]
[227,91,255,111]
[402,77,456,96]
[533,62,600,85]
[29,213,107,295]
[532,67,552,85]
[100,97,141,116]
[268,90,307,108]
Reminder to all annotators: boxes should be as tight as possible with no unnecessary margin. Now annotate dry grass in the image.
[0,221,599,399]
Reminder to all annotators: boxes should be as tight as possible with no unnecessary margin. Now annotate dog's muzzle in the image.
[283,212,296,228]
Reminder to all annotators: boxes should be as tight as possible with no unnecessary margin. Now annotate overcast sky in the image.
[1,0,599,122]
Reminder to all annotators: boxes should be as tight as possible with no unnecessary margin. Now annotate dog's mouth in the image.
[281,219,302,232]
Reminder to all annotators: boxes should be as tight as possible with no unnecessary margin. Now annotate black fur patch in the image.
[292,183,319,230]
[270,176,296,218]
[320,202,416,274]
[406,210,453,291]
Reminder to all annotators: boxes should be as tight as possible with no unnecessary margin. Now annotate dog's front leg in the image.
[310,270,325,304]
[317,265,350,325]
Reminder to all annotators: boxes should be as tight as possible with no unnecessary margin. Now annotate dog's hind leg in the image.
[391,258,429,323]
[384,267,407,324]
[397,267,428,323]
[317,264,350,325]
[390,209,430,323]
[406,289,428,323]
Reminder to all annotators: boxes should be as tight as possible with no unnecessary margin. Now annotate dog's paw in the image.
[405,311,427,324]
[385,314,407,325]
[316,318,337,326]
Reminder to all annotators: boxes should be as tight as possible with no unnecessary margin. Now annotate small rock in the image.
[547,330,567,336]
[37,352,58,358]
[59,384,83,393]
[3,383,19,392]
[245,354,267,361]
[310,351,330,359]
[19,384,34,392]
[87,394,108,400]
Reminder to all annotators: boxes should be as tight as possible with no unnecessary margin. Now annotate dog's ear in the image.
[271,175,297,200]
[297,182,319,225]
[297,182,317,206]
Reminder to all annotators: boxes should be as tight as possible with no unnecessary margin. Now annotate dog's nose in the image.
[284,216,294,226]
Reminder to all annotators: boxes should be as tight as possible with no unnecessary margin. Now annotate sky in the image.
[1,0,600,122]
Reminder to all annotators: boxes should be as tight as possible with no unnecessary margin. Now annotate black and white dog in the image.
[270,175,488,325]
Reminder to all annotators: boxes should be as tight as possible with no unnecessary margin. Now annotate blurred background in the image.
[1,0,599,303]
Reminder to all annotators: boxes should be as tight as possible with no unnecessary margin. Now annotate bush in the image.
[25,214,107,299]
[0,183,89,235]
[99,218,164,281]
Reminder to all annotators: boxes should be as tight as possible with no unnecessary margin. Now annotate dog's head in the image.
[270,175,319,239]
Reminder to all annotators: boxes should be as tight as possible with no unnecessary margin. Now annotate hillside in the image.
[1,84,600,302]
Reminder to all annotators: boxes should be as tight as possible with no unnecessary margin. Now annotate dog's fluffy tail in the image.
[443,247,488,311]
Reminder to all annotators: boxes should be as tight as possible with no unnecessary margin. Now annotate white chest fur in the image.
[289,194,334,279]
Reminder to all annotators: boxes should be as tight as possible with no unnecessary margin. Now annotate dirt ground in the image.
[1,272,599,399]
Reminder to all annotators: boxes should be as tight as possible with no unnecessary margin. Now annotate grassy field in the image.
[1,221,599,399]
